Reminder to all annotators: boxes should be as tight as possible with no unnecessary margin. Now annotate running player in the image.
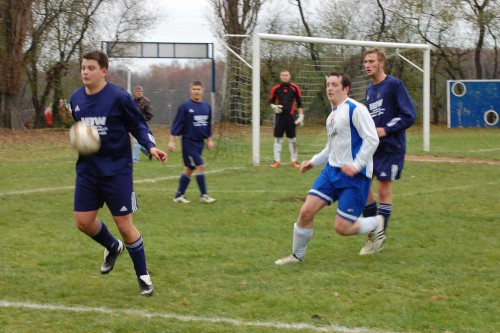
[70,50,168,296]
[275,71,384,265]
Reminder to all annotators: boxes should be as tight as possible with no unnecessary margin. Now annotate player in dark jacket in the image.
[70,50,168,296]
[268,69,304,168]
[359,47,416,255]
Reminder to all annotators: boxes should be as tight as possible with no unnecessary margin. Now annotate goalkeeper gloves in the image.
[295,113,304,126]
[272,104,283,113]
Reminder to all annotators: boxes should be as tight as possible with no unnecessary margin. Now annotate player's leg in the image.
[377,179,393,230]
[275,166,331,265]
[285,116,299,166]
[275,195,326,265]
[189,142,216,203]
[106,174,153,296]
[363,187,378,217]
[174,141,196,203]
[74,174,123,273]
[272,116,286,167]
[174,165,193,203]
[132,138,140,162]
[375,153,404,230]
[332,172,385,253]
[113,214,152,296]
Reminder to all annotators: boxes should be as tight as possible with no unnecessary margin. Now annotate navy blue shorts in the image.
[182,138,205,169]
[308,164,371,222]
[373,152,405,181]
[74,173,137,216]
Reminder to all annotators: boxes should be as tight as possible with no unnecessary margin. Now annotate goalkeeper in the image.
[268,69,304,168]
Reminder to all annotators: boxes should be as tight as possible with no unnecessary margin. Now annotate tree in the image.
[209,0,266,123]
[0,0,33,128]
[0,0,161,129]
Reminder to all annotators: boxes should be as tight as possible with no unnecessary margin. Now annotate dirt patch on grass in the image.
[273,196,306,203]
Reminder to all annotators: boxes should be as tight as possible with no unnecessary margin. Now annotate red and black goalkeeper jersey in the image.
[268,82,303,116]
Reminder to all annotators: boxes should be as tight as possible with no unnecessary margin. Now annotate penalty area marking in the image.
[0,300,398,333]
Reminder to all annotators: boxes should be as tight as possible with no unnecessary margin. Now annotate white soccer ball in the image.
[69,122,101,155]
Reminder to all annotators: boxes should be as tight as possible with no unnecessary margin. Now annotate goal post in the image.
[251,33,432,165]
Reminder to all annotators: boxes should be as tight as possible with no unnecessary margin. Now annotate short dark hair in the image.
[83,50,109,70]
[327,71,352,89]
[190,80,204,88]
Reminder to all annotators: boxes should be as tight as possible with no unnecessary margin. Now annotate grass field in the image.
[0,124,499,333]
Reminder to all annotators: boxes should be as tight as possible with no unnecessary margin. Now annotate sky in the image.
[116,0,318,72]
[116,0,218,72]
[145,0,216,44]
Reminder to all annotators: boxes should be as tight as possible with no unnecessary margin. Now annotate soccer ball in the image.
[69,122,101,155]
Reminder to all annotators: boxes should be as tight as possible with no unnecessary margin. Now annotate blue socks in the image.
[176,174,191,198]
[91,220,119,251]
[125,236,148,277]
[363,200,378,217]
[196,174,207,196]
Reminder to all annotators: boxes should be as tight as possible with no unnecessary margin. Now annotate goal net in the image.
[218,33,431,165]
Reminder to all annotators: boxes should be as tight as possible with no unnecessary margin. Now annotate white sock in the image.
[288,137,298,162]
[357,216,379,235]
[292,223,313,260]
[273,138,282,162]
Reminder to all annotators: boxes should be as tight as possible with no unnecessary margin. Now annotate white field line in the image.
[0,167,242,197]
[0,300,399,333]
[396,180,500,197]
[472,148,500,152]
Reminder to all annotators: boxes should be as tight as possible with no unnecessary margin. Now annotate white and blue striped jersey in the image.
[310,97,379,178]
[70,82,157,177]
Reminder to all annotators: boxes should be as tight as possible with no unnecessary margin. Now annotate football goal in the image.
[219,33,432,165]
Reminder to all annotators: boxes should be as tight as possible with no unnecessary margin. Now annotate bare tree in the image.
[209,0,265,123]
[463,0,497,79]
[289,0,319,68]
[0,0,160,129]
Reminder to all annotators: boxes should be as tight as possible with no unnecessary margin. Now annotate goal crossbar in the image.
[251,33,432,165]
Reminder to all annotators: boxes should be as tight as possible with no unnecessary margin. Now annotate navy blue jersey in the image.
[171,99,212,141]
[366,75,416,154]
[70,82,157,176]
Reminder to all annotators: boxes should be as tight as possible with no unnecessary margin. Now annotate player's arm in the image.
[309,145,330,168]
[294,84,304,124]
[168,135,178,152]
[169,106,186,151]
[299,160,313,174]
[351,106,379,172]
[295,107,305,125]
[123,94,157,152]
[385,81,416,135]
[150,147,168,164]
[268,86,282,113]
[206,136,214,150]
